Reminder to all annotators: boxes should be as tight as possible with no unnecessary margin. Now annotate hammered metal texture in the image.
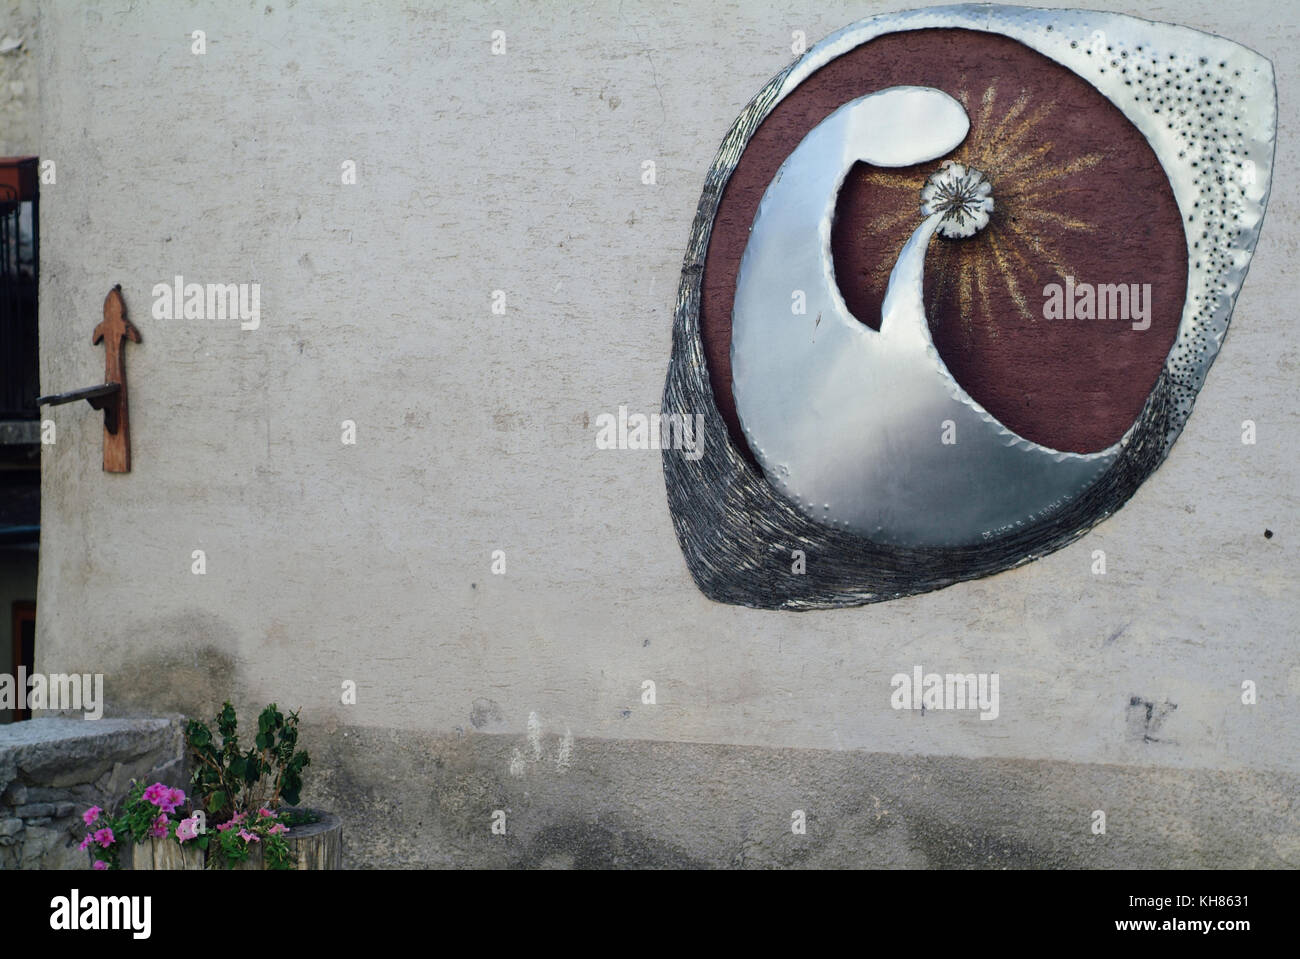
[662,4,1275,609]
[730,87,1117,546]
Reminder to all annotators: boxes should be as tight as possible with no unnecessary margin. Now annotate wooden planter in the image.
[230,844,264,870]
[122,809,342,869]
[226,809,341,869]
[282,809,342,870]
[125,838,204,870]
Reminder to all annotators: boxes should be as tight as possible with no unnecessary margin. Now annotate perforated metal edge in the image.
[661,4,1276,610]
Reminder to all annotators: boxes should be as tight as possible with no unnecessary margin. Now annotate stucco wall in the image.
[31,0,1299,866]
[0,0,37,157]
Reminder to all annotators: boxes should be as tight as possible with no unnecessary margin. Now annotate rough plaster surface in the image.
[307,724,1300,868]
[30,1,1300,866]
[0,0,37,156]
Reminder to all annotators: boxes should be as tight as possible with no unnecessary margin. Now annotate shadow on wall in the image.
[97,612,242,720]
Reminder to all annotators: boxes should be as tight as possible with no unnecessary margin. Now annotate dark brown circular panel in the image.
[702,28,1186,456]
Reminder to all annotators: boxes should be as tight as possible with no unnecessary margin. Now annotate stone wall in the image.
[0,718,185,869]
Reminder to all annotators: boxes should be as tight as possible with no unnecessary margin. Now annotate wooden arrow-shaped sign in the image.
[91,285,140,472]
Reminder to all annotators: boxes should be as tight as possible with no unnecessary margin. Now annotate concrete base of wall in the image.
[5,716,1292,869]
[303,724,1300,869]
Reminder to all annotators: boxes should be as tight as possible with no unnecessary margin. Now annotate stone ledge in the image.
[0,717,186,870]
[1,718,174,746]
[0,718,180,788]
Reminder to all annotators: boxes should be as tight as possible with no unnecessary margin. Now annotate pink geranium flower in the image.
[176,816,201,843]
[148,814,169,838]
[142,783,167,805]
[79,835,92,851]
[93,827,115,848]
[92,860,108,871]
[216,811,248,833]
[141,783,186,814]
[268,822,289,835]
[258,808,274,818]
[82,805,102,826]
[237,829,260,843]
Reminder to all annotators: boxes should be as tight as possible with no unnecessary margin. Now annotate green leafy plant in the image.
[184,701,311,826]
[209,808,293,870]
[279,808,321,828]
[79,780,205,870]
[80,703,316,871]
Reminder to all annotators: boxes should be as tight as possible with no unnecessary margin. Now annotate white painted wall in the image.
[35,0,1299,774]
[0,0,38,156]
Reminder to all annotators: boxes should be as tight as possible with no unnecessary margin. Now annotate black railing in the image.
[0,181,39,420]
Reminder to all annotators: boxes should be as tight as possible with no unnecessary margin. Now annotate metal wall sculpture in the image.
[662,6,1276,609]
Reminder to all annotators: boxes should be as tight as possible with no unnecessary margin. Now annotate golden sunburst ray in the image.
[864,170,925,191]
[926,242,957,320]
[994,140,1058,177]
[1001,151,1108,193]
[998,225,1088,309]
[970,249,995,335]
[987,232,1031,318]
[984,93,1032,145]
[1002,182,1100,205]
[978,101,1057,166]
[957,262,974,320]
[978,82,999,130]
[854,79,1112,328]
[866,202,925,234]
[1011,207,1098,232]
